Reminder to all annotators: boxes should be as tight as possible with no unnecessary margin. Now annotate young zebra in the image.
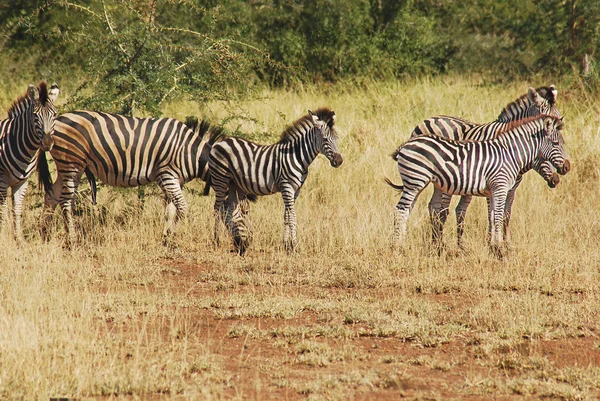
[0,82,59,240]
[209,108,342,255]
[411,86,562,247]
[37,112,224,245]
[387,115,569,257]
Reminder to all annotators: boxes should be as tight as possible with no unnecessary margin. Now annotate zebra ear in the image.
[544,116,554,134]
[548,84,558,104]
[48,83,60,103]
[308,110,319,124]
[527,87,542,106]
[27,84,39,101]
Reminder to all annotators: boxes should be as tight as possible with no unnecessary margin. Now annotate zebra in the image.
[37,111,224,245]
[386,114,570,257]
[0,82,59,240]
[209,108,342,255]
[410,85,562,248]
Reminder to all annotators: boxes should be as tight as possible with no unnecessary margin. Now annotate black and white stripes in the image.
[409,86,562,247]
[38,112,224,245]
[0,82,59,240]
[387,115,570,256]
[209,108,342,254]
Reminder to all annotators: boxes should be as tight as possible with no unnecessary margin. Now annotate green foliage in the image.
[2,0,599,103]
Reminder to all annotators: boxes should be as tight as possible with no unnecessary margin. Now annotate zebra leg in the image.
[40,175,62,241]
[157,174,188,245]
[11,180,29,242]
[455,195,473,249]
[0,181,9,236]
[489,190,508,259]
[393,183,425,249]
[281,185,298,253]
[58,172,83,247]
[503,175,523,245]
[235,192,253,252]
[428,188,451,249]
[224,186,250,255]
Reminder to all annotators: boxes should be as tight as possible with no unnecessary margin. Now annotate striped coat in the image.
[0,82,59,240]
[409,86,562,247]
[38,111,224,245]
[388,115,570,257]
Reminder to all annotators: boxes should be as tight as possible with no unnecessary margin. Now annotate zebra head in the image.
[29,82,60,152]
[539,116,570,176]
[309,108,343,168]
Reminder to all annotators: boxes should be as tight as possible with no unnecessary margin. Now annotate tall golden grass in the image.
[1,76,599,399]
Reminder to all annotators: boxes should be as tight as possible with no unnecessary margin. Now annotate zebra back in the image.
[49,111,224,188]
[410,85,560,142]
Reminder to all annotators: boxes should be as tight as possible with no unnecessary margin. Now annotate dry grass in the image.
[1,76,600,400]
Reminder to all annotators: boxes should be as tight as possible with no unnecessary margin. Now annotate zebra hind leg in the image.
[429,189,451,254]
[393,183,426,251]
[455,195,473,250]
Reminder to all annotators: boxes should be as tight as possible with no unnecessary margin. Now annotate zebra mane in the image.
[7,82,50,119]
[496,85,557,121]
[496,114,563,136]
[278,107,336,144]
[195,119,226,144]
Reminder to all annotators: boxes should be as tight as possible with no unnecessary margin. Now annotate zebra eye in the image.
[551,140,560,146]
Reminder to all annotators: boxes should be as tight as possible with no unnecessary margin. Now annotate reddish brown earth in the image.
[123,258,600,400]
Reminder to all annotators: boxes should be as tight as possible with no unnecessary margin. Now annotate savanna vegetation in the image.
[1,1,600,400]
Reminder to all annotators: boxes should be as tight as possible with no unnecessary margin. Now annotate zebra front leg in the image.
[455,195,473,250]
[489,190,508,259]
[40,176,62,242]
[281,186,298,254]
[11,181,29,242]
[503,176,523,245]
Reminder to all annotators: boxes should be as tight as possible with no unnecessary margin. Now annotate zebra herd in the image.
[0,82,570,258]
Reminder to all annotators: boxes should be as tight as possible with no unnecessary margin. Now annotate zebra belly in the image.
[432,172,489,197]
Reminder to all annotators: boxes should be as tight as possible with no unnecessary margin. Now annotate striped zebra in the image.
[386,115,570,257]
[0,82,59,240]
[37,111,224,245]
[410,85,562,248]
[209,108,342,255]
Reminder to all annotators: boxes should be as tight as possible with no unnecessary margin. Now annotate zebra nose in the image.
[331,153,343,168]
[548,172,560,188]
[558,159,571,175]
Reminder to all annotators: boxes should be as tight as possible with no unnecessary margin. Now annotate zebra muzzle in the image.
[41,135,54,152]
[557,159,571,175]
[331,153,343,168]
[548,172,560,188]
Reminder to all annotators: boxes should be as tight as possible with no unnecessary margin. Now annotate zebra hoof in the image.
[233,236,248,256]
[489,244,505,260]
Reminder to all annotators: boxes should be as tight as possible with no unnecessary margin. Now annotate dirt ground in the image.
[140,258,600,401]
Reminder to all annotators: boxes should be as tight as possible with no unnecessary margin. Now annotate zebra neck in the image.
[496,99,533,123]
[3,109,40,156]
[497,130,541,170]
[282,127,320,168]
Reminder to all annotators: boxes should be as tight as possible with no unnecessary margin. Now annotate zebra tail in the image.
[384,177,404,192]
[84,168,98,205]
[247,194,258,203]
[37,153,54,194]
